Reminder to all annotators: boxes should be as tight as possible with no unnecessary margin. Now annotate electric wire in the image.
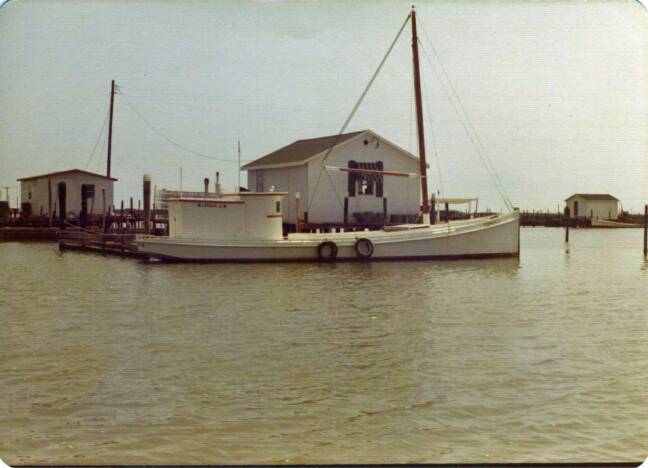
[120,92,251,164]
[85,107,110,170]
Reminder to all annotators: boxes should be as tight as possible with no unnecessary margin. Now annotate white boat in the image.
[591,218,641,228]
[135,8,520,263]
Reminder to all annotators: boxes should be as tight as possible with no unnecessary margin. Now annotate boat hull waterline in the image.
[135,212,520,263]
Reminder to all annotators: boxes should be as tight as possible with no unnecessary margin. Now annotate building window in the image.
[347,160,383,197]
[357,175,374,195]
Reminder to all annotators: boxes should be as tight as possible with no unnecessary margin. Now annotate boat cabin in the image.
[167,192,287,241]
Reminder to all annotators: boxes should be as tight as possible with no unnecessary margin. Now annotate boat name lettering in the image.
[197,203,228,208]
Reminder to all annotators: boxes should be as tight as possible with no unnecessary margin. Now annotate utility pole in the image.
[107,79,116,178]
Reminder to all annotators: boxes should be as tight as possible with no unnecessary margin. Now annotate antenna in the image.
[237,139,241,192]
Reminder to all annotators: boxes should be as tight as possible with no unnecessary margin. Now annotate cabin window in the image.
[276,201,281,213]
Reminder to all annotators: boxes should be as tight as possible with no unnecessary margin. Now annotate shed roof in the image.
[17,169,118,182]
[241,130,365,170]
[565,193,618,201]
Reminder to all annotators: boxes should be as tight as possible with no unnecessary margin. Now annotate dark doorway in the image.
[574,201,579,217]
[80,184,94,227]
[58,182,66,227]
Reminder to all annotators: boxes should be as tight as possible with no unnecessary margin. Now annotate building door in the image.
[58,182,66,225]
[574,201,578,217]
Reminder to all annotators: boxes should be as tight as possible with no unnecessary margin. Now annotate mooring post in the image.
[204,177,209,196]
[643,204,647,257]
[445,202,449,223]
[119,200,124,233]
[430,194,436,225]
[383,197,388,226]
[143,175,151,235]
[564,206,570,243]
[343,196,348,227]
[304,211,309,225]
[295,192,301,233]
[47,178,52,227]
[102,188,106,233]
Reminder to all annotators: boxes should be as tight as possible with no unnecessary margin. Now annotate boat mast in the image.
[107,79,116,178]
[411,7,430,223]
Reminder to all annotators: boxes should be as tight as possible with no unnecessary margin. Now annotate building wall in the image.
[306,137,421,223]
[246,165,308,224]
[567,197,618,219]
[20,173,114,218]
[245,135,422,225]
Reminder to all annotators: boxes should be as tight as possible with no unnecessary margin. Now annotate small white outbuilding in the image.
[565,193,619,220]
[17,169,117,221]
[242,130,423,224]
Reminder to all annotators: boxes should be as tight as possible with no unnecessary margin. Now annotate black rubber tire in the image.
[317,241,338,261]
[354,238,374,259]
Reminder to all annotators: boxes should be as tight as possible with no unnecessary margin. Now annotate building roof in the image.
[565,193,618,201]
[17,169,118,182]
[241,130,367,170]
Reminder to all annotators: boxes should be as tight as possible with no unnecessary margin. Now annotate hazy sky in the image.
[1,0,647,212]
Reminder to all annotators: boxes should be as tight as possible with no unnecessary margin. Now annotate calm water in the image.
[1,228,647,465]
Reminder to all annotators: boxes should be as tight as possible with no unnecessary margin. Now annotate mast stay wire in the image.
[416,22,514,212]
[420,68,445,199]
[306,12,412,213]
[120,92,253,164]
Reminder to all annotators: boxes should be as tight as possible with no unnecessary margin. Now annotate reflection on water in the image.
[1,228,647,464]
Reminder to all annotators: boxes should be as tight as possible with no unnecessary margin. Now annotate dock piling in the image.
[644,205,648,257]
[564,206,570,243]
[143,175,151,235]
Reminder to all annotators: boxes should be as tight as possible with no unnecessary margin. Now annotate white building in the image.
[242,130,423,224]
[17,169,117,221]
[565,193,619,219]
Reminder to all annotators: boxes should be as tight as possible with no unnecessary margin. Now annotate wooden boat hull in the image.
[135,212,520,263]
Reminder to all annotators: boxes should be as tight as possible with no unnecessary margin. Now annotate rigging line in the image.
[120,93,253,164]
[417,39,513,211]
[416,28,513,211]
[85,107,110,170]
[52,93,111,171]
[307,12,411,213]
[420,69,445,198]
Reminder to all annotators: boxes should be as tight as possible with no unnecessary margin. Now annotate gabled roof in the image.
[17,169,118,182]
[565,193,618,201]
[242,129,422,172]
[241,130,365,171]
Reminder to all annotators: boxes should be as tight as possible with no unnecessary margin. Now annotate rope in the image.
[307,12,412,213]
[420,68,445,198]
[417,23,514,212]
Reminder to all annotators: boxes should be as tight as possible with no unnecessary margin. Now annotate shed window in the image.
[347,160,383,197]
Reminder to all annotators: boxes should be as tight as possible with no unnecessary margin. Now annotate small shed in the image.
[565,193,619,220]
[242,130,423,224]
[17,169,117,222]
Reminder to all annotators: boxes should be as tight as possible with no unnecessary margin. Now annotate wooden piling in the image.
[644,205,648,257]
[119,200,124,233]
[445,202,449,223]
[295,192,301,233]
[47,178,52,227]
[430,194,436,225]
[204,177,209,195]
[102,188,107,233]
[304,211,309,224]
[343,197,349,227]
[143,175,151,235]
[564,206,570,243]
[383,198,388,225]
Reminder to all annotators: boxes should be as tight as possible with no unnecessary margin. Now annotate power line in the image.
[120,93,253,164]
